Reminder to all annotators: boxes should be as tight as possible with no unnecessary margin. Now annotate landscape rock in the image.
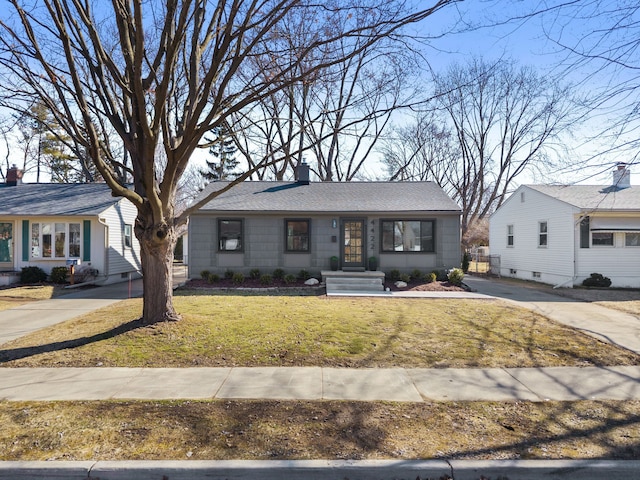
[394,281,408,288]
[305,278,320,285]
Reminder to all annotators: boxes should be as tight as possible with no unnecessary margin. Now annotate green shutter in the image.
[22,220,29,261]
[82,220,91,261]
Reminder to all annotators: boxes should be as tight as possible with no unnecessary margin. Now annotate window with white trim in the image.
[124,224,133,248]
[625,233,640,247]
[538,221,548,247]
[507,225,514,247]
[592,232,614,246]
[31,222,81,259]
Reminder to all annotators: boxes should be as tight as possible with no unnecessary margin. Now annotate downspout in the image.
[98,217,109,281]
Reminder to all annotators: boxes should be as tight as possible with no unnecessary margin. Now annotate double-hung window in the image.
[538,221,548,247]
[507,225,514,247]
[381,220,435,252]
[285,219,310,252]
[218,219,243,251]
[123,224,133,248]
[31,222,81,259]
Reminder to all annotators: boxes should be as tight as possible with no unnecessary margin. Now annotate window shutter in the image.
[82,220,91,261]
[22,220,29,261]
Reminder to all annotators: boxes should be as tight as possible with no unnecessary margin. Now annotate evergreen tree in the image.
[201,125,239,182]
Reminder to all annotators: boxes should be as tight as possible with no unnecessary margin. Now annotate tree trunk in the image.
[138,223,180,324]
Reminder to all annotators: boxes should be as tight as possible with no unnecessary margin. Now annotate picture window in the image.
[381,220,434,253]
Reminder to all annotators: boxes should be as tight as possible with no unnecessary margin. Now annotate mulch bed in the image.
[185,277,466,292]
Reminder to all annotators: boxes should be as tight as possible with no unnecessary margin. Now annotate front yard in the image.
[1,290,637,368]
[1,286,640,462]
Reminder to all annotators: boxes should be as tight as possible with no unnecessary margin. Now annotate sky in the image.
[1,0,637,186]
[417,0,639,186]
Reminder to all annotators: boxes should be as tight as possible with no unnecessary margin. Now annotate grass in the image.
[0,285,66,312]
[1,290,638,368]
[2,286,639,462]
[595,300,640,316]
[1,399,639,461]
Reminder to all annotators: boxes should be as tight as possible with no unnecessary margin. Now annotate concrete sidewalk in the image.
[2,365,640,402]
[3,273,640,479]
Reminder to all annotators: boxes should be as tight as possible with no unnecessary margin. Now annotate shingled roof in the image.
[196,181,461,214]
[526,184,640,211]
[0,183,122,216]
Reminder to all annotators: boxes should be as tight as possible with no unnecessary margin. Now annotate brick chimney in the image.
[6,165,23,186]
[612,163,631,189]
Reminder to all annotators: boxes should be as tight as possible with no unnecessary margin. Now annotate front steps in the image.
[322,270,385,295]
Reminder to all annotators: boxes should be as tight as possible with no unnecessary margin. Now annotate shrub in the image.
[284,274,297,284]
[224,269,234,279]
[297,269,311,280]
[433,269,448,282]
[200,270,210,280]
[422,272,437,283]
[260,274,273,285]
[411,269,422,280]
[20,266,47,284]
[249,269,261,280]
[462,252,471,273]
[389,269,401,281]
[207,273,220,283]
[272,268,285,280]
[232,272,245,285]
[400,273,411,283]
[50,266,69,284]
[448,268,465,286]
[582,273,612,288]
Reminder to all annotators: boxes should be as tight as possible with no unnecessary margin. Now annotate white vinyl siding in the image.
[490,186,577,285]
[101,200,141,277]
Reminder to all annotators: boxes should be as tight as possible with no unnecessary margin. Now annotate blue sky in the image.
[1,1,636,186]
[407,0,639,186]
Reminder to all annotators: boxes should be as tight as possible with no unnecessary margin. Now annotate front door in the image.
[341,218,366,270]
[0,222,14,270]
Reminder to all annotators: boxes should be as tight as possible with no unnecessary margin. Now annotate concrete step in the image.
[325,276,384,294]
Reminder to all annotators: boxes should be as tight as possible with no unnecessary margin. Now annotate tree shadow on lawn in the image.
[0,317,149,364]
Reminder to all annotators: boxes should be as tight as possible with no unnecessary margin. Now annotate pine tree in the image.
[201,126,239,182]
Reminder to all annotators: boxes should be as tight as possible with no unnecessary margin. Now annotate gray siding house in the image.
[189,173,462,278]
[0,169,142,285]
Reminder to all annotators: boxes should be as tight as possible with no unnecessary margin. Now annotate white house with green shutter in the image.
[0,168,141,285]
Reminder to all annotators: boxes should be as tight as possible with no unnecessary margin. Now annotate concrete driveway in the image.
[464,275,640,354]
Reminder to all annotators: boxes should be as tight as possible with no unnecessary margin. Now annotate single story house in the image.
[0,167,142,285]
[189,166,462,278]
[489,164,640,288]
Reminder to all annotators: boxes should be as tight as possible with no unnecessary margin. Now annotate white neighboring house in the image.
[0,166,142,286]
[490,165,640,288]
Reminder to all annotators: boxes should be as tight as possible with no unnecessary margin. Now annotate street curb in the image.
[1,459,640,480]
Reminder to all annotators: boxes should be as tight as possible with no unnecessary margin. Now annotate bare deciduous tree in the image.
[0,0,456,323]
[384,58,578,246]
